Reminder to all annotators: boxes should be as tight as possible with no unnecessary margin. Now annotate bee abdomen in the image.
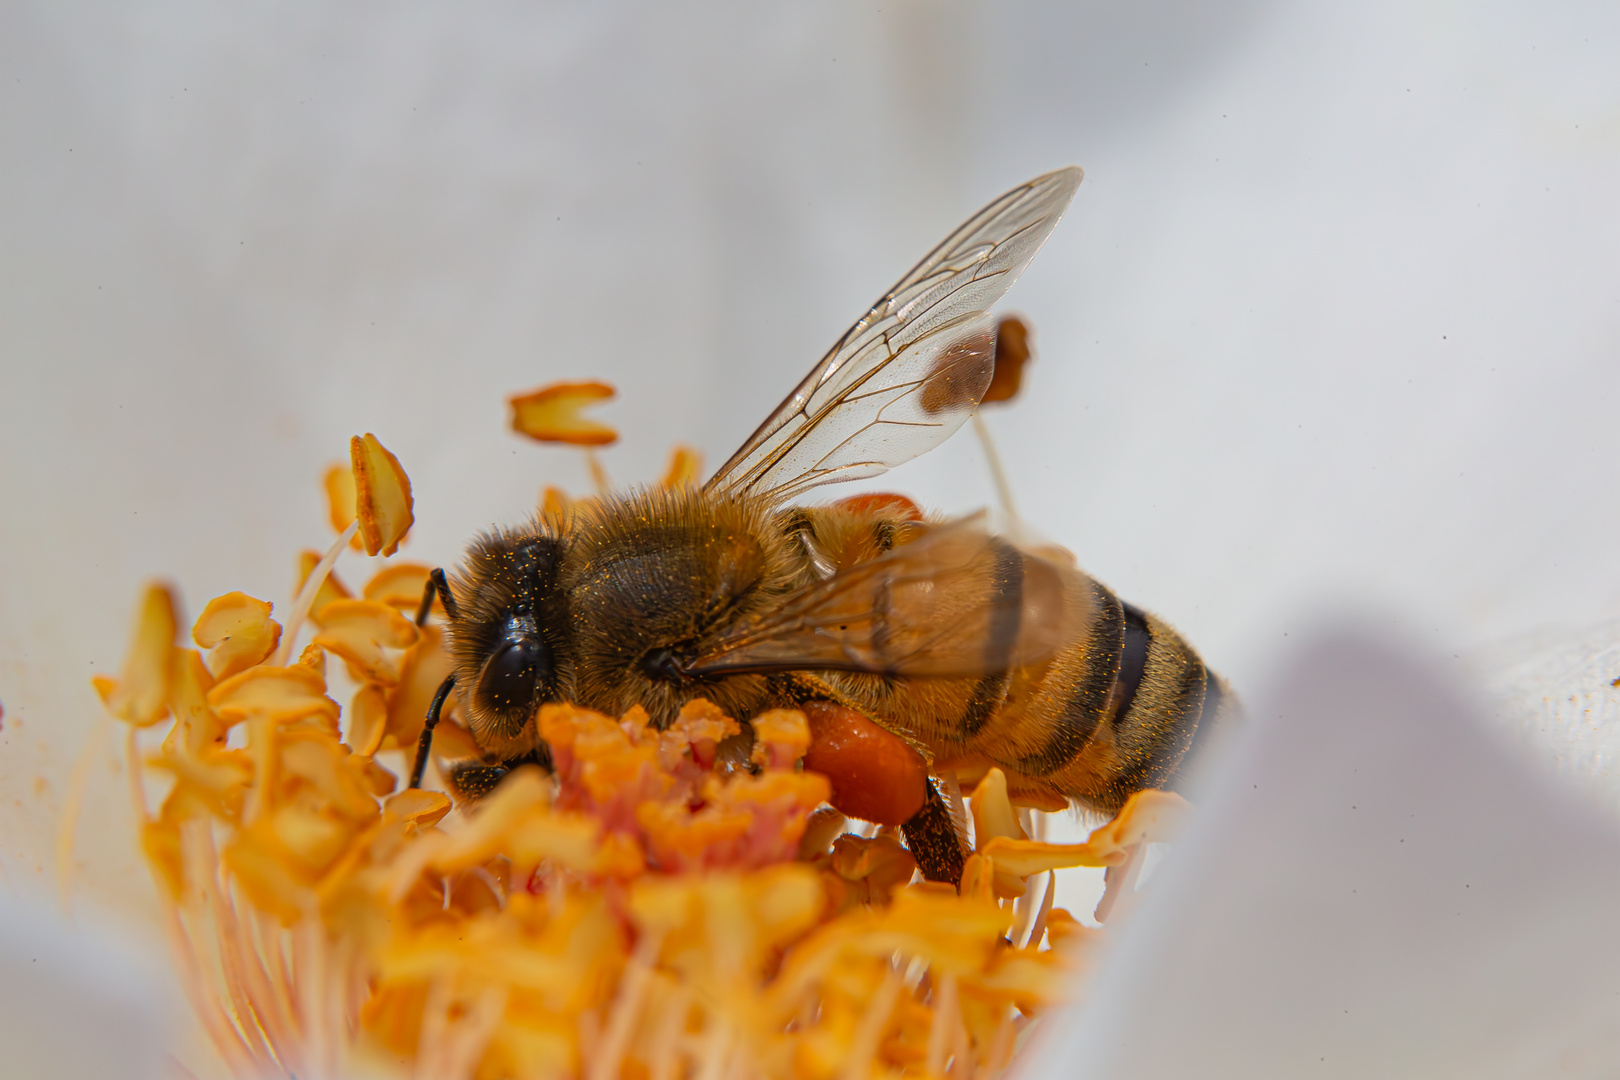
[999,588,1229,814]
[959,538,1027,737]
[1102,604,1207,806]
[1165,662,1236,792]
[1007,581,1124,776]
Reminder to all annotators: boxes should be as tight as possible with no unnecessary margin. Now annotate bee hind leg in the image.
[901,780,967,886]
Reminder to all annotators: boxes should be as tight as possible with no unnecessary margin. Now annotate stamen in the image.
[840,965,904,1080]
[926,972,958,1077]
[584,446,612,495]
[589,930,666,1080]
[1025,870,1057,949]
[54,713,111,913]
[972,412,1020,529]
[275,520,358,666]
[1094,841,1147,925]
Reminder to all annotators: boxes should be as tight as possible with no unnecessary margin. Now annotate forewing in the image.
[682,516,1091,679]
[706,167,1083,504]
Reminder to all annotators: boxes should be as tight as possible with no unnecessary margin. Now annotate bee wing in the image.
[681,515,1092,679]
[704,167,1083,505]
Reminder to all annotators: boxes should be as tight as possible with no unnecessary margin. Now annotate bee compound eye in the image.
[476,638,551,710]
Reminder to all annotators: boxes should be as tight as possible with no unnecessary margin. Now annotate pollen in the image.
[350,432,416,557]
[191,591,283,679]
[981,316,1032,405]
[323,462,366,550]
[92,581,178,728]
[509,379,619,446]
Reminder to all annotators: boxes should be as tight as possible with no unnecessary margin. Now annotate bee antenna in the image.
[416,567,459,627]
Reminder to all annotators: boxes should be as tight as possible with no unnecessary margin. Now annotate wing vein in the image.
[704,167,1082,504]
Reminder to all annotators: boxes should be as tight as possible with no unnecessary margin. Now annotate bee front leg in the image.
[409,674,456,789]
[409,571,462,790]
[901,780,967,887]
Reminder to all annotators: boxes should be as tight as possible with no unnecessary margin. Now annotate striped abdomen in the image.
[785,503,1232,815]
[1003,584,1232,812]
[832,545,1232,816]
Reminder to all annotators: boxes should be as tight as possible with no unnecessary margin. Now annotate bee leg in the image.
[901,780,966,886]
[714,725,758,775]
[505,743,555,774]
[409,674,457,789]
[414,567,459,628]
[447,745,555,802]
[446,762,508,801]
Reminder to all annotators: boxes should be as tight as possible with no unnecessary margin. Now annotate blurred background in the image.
[2,0,1618,1021]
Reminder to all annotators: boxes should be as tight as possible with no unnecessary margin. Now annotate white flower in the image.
[1024,626,1620,1078]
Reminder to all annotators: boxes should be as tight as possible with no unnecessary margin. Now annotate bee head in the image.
[447,529,569,760]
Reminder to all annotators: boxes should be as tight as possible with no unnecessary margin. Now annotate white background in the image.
[3,0,1618,947]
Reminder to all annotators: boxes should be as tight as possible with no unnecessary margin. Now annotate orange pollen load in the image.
[800,700,930,826]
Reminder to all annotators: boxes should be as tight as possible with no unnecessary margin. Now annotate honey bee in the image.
[409,167,1235,882]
